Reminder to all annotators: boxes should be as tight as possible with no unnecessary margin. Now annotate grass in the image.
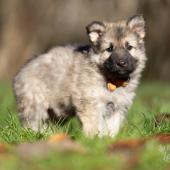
[0,80,170,170]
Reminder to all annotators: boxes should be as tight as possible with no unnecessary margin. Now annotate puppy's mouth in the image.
[107,74,130,89]
[102,61,136,86]
[99,66,131,91]
[101,67,131,83]
[99,61,134,91]
[112,72,130,81]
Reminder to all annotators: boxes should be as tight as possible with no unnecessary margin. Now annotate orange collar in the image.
[107,80,128,91]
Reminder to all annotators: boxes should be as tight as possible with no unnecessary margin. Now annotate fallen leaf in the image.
[0,143,9,153]
[16,133,86,159]
[153,134,170,143]
[48,133,68,143]
[107,139,144,170]
[107,138,145,153]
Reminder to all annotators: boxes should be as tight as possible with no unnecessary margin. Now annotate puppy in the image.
[13,15,146,137]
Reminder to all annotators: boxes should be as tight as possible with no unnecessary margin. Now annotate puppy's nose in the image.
[117,60,128,68]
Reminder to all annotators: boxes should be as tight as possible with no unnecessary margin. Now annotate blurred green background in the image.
[0,0,170,81]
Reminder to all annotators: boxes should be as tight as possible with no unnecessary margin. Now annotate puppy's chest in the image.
[107,86,133,109]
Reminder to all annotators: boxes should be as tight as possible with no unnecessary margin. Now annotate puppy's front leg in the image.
[77,102,108,137]
[105,102,125,137]
[78,113,98,137]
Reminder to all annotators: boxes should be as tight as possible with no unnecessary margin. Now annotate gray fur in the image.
[13,15,146,137]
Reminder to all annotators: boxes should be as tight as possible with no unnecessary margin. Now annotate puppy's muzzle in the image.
[104,50,137,79]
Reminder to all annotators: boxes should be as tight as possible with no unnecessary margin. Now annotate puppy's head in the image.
[86,15,146,81]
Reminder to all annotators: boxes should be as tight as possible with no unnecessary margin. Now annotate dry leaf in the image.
[108,139,145,153]
[0,143,8,153]
[48,133,68,143]
[16,133,86,159]
[153,134,170,143]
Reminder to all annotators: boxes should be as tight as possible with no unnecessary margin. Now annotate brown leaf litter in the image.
[16,133,86,159]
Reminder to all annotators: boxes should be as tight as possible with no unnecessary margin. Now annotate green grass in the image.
[0,80,170,170]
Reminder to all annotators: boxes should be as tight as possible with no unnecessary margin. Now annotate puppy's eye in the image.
[126,42,133,51]
[106,44,113,52]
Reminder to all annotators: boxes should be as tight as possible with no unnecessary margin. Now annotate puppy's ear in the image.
[86,21,105,45]
[127,14,145,39]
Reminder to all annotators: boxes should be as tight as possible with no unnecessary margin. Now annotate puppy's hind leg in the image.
[16,93,49,132]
